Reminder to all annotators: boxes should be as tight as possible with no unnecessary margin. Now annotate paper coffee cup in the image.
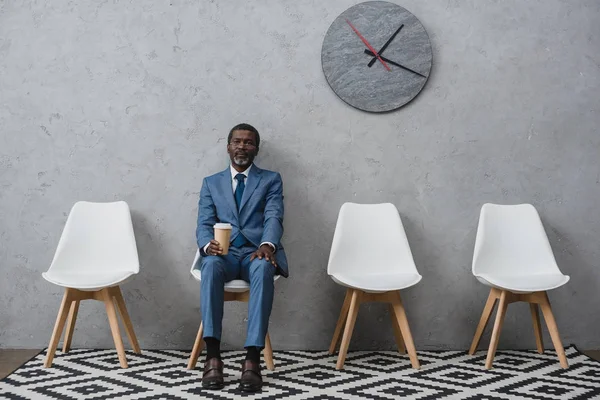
[214,223,232,255]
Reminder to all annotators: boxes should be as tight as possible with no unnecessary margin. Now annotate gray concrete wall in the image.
[1,0,599,351]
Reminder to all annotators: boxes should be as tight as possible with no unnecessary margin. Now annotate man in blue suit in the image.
[196,123,288,392]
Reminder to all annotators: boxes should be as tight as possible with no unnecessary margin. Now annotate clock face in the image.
[321,1,432,112]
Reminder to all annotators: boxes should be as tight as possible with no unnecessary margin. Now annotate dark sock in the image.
[245,346,260,364]
[204,337,221,361]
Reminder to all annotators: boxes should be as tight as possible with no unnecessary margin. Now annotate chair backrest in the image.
[327,202,418,276]
[190,249,202,280]
[472,203,561,276]
[48,201,139,274]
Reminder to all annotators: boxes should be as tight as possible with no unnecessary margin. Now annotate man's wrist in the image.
[260,242,276,252]
[200,242,210,257]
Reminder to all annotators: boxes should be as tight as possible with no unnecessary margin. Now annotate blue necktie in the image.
[232,173,247,247]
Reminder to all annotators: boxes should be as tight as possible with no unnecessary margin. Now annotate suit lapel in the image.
[218,168,238,218]
[239,165,262,213]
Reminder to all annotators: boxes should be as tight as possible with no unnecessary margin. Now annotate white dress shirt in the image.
[230,164,251,193]
[204,164,276,254]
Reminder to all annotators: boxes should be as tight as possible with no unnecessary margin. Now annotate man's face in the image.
[227,130,259,168]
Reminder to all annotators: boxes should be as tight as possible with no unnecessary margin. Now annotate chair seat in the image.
[223,279,252,293]
[42,270,136,291]
[190,269,280,293]
[330,272,422,292]
[475,273,570,293]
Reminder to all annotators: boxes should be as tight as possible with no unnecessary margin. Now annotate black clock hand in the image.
[364,49,427,78]
[368,24,404,67]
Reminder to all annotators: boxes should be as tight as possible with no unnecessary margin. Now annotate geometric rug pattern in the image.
[1,346,599,399]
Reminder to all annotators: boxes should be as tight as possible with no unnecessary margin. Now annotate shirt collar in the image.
[230,164,252,181]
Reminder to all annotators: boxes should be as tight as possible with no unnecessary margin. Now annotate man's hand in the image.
[206,239,223,256]
[250,244,278,267]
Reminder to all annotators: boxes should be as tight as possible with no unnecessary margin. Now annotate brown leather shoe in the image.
[239,359,262,392]
[202,358,224,390]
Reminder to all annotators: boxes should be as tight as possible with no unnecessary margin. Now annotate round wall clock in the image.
[321,1,432,112]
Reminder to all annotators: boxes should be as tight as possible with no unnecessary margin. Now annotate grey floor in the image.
[1,348,599,380]
[0,350,41,379]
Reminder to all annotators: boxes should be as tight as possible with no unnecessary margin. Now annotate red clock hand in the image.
[345,19,391,72]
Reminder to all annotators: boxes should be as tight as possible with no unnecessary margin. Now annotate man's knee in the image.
[249,259,275,282]
[200,256,226,281]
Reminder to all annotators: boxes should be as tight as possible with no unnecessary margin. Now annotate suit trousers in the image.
[200,245,275,348]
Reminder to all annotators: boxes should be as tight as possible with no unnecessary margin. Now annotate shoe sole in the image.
[238,384,261,393]
[202,382,225,390]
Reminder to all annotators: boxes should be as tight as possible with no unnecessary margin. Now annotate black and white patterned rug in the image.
[1,346,599,399]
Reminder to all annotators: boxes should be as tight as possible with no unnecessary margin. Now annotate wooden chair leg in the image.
[389,304,406,354]
[530,303,544,354]
[329,289,352,355]
[112,287,141,354]
[469,288,498,355]
[391,291,419,369]
[485,290,508,369]
[188,322,204,370]
[538,292,568,368]
[264,332,275,371]
[102,288,128,368]
[336,289,360,370]
[45,289,74,367]
[62,300,80,353]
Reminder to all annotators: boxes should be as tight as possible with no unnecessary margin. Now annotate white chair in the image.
[187,249,278,371]
[469,203,570,369]
[327,203,422,370]
[42,201,141,368]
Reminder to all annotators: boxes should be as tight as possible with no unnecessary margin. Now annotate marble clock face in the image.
[321,1,432,112]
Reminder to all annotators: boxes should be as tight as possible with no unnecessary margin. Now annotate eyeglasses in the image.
[229,140,257,148]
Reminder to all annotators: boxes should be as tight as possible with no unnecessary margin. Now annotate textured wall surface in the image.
[1,0,599,351]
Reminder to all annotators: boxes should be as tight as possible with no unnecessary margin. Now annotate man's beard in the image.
[233,155,252,167]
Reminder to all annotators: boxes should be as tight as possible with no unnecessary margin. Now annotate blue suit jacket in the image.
[196,164,289,277]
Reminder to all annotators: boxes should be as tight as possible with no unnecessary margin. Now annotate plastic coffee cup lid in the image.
[214,223,232,229]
